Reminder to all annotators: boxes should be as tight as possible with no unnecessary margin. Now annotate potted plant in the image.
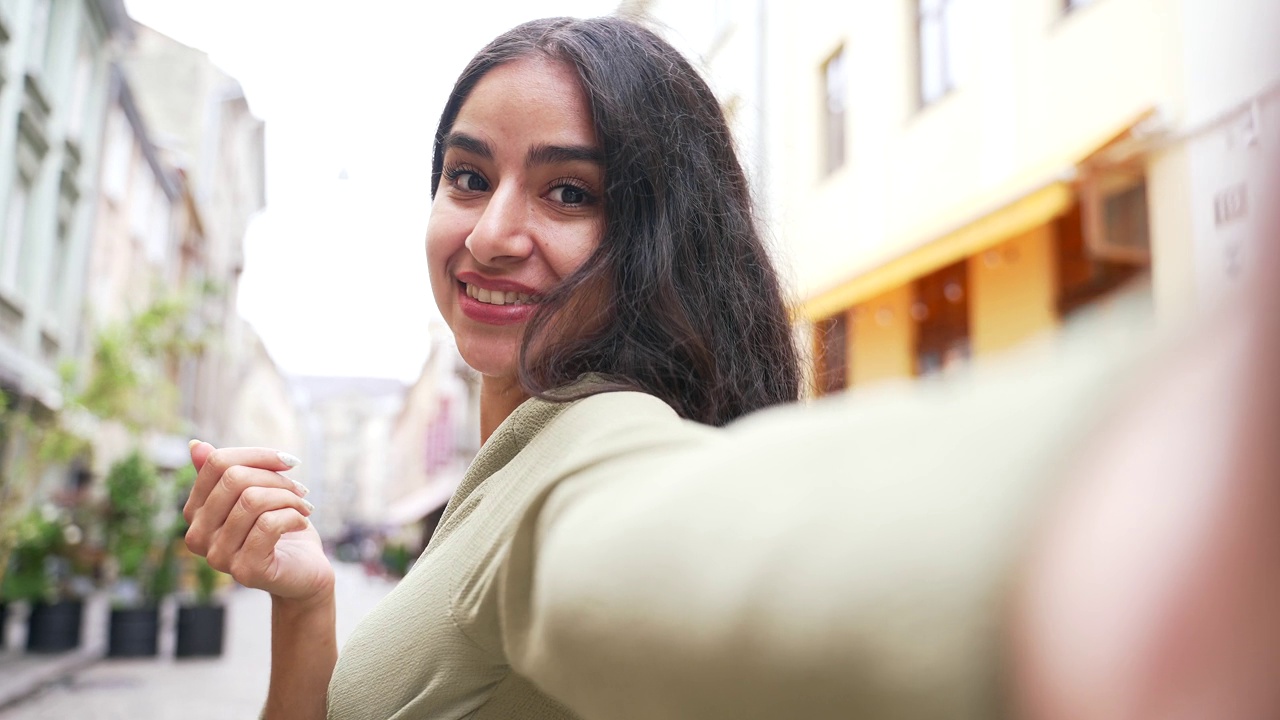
[103,452,166,658]
[171,465,226,657]
[176,555,226,657]
[1,506,86,653]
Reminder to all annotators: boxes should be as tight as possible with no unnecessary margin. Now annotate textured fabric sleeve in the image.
[494,335,1140,720]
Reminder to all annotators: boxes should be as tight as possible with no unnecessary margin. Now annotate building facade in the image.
[291,376,406,540]
[636,0,1279,394]
[0,0,129,511]
[121,24,267,444]
[386,327,481,552]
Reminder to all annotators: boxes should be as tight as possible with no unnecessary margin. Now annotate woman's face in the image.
[427,56,604,381]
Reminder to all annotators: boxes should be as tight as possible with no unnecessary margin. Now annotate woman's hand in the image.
[183,441,334,606]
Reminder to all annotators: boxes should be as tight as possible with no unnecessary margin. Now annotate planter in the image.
[175,604,225,658]
[27,600,84,653]
[108,606,160,658]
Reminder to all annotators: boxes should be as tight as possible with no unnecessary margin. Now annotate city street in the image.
[0,562,396,720]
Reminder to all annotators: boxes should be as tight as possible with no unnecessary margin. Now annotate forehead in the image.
[452,56,598,151]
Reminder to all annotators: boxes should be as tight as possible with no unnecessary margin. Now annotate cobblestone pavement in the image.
[0,562,396,720]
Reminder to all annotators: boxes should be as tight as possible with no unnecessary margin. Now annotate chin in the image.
[454,332,521,380]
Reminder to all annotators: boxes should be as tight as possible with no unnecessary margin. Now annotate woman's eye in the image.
[551,185,588,205]
[455,172,488,192]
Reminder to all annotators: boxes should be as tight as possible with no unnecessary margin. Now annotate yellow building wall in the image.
[766,0,1184,303]
[968,225,1059,356]
[850,284,914,386]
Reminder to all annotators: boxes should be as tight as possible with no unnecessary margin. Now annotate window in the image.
[1056,201,1145,318]
[145,185,171,266]
[822,47,847,175]
[45,226,69,325]
[66,41,94,139]
[102,108,133,202]
[813,312,849,395]
[25,0,51,72]
[916,0,966,108]
[2,175,31,293]
[913,260,970,376]
[129,165,154,241]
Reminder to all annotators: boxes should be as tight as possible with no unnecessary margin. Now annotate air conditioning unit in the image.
[1079,163,1151,265]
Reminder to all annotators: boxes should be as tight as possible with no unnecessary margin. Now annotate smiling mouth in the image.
[462,282,538,307]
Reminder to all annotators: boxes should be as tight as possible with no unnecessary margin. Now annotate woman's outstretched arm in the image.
[491,202,1278,719]
[186,442,337,720]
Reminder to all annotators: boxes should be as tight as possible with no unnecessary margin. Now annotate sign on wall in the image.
[1189,90,1277,303]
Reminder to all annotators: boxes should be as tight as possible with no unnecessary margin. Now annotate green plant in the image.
[0,285,216,592]
[103,452,164,604]
[194,556,220,605]
[382,542,412,578]
[0,507,79,604]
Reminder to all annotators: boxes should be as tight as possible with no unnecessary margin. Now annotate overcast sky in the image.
[122,0,621,382]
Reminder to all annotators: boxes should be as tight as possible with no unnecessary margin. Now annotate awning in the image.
[797,181,1075,322]
[795,108,1160,323]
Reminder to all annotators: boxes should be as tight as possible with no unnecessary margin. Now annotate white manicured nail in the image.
[291,480,310,496]
[278,452,301,468]
[301,499,316,513]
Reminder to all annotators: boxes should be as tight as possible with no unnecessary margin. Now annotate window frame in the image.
[820,45,848,177]
[915,0,961,110]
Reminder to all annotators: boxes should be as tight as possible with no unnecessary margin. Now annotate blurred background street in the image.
[0,562,393,719]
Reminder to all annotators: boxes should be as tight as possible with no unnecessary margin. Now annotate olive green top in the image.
[327,324,1137,720]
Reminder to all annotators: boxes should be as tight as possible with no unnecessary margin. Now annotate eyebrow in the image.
[525,142,603,167]
[443,131,602,168]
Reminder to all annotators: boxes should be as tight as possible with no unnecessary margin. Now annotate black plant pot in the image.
[27,600,84,653]
[108,606,160,658]
[175,604,225,658]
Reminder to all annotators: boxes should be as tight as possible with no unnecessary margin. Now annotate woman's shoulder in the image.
[517,388,690,443]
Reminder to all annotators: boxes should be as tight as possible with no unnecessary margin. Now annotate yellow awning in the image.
[797,181,1075,322]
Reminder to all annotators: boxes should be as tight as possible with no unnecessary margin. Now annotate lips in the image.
[454,272,540,326]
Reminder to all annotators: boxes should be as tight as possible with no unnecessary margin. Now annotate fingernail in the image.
[278,452,301,468]
[301,499,316,513]
[189,439,202,449]
[292,480,310,497]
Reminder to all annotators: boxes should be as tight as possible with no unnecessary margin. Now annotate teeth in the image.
[464,283,536,306]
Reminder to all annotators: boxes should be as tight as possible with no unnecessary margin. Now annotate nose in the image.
[465,184,535,267]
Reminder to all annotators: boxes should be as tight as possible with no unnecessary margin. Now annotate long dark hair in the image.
[430,16,801,426]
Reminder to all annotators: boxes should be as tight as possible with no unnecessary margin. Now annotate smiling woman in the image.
[179,14,802,720]
[427,56,606,411]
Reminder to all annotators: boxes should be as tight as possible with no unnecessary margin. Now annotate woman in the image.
[182,16,799,720]
[184,15,1280,720]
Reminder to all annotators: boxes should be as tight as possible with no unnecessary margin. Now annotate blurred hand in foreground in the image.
[1013,149,1280,719]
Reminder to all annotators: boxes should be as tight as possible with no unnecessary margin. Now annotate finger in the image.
[206,486,314,573]
[230,508,311,589]
[189,439,215,473]
[183,440,217,521]
[185,446,302,524]
[187,465,308,555]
